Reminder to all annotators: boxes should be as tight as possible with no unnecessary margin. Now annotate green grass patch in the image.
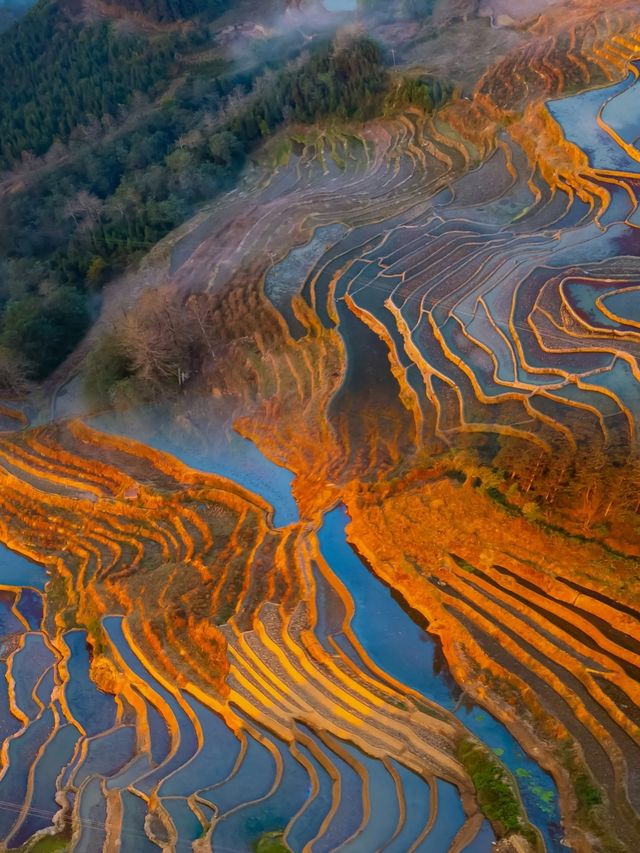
[18,831,70,853]
[448,552,477,574]
[485,486,521,517]
[457,738,538,847]
[574,772,603,809]
[537,519,632,561]
[254,831,290,853]
[413,698,445,720]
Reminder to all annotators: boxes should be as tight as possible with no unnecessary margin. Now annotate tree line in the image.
[0,0,196,170]
[489,435,640,538]
[0,27,451,383]
[99,0,228,22]
[386,74,453,113]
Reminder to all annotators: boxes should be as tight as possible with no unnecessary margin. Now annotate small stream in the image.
[91,408,299,528]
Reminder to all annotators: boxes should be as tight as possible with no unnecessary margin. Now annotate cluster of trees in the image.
[1,33,395,381]
[387,73,453,113]
[273,38,387,123]
[221,38,388,143]
[0,285,89,380]
[0,346,30,395]
[490,437,640,535]
[0,0,193,169]
[82,288,214,407]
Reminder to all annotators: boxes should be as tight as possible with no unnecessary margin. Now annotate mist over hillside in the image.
[0,0,33,30]
[0,0,452,384]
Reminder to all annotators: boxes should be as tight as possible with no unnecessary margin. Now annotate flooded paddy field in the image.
[2,8,640,852]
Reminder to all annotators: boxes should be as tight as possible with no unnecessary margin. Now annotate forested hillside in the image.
[100,0,228,22]
[0,1,195,169]
[0,0,451,386]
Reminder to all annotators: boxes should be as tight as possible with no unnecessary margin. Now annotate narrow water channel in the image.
[0,427,566,850]
[317,505,564,852]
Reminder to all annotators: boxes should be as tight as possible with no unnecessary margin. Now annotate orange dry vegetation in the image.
[342,471,640,849]
[436,0,640,217]
[0,421,308,699]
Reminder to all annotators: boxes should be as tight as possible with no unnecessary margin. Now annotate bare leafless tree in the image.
[64,190,104,231]
[116,288,194,391]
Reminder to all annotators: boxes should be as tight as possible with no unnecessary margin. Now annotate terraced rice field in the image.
[2,3,640,851]
[261,123,640,461]
[0,424,503,853]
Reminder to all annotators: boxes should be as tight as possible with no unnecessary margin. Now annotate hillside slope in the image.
[0,2,438,383]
